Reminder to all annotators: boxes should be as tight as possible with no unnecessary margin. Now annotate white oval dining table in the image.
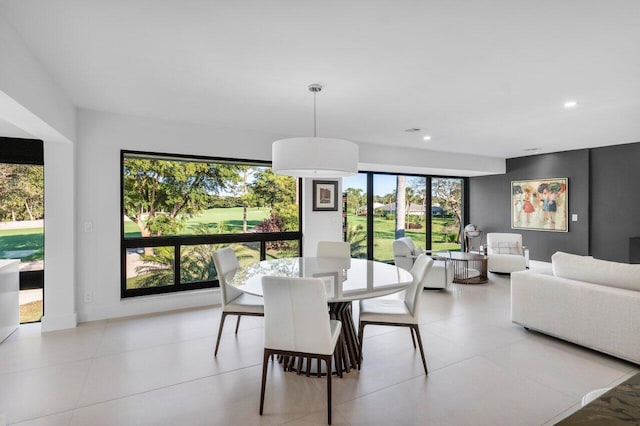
[226,257,414,374]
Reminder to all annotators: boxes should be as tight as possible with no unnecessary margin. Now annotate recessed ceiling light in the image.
[423,135,431,141]
[563,100,577,108]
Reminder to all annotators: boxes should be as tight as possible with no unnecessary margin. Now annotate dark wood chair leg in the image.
[214,312,228,356]
[326,356,332,425]
[357,321,365,369]
[413,325,428,375]
[235,315,241,334]
[259,349,270,415]
[410,327,417,349]
[297,357,303,375]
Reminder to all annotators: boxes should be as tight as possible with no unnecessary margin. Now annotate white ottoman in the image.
[424,260,453,289]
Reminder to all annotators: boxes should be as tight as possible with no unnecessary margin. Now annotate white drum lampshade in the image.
[272,137,358,178]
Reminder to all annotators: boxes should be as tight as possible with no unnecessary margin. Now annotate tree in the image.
[432,178,462,242]
[395,175,406,237]
[122,158,239,237]
[179,223,227,283]
[346,223,366,258]
[132,223,253,288]
[0,164,44,222]
[250,168,298,232]
[345,187,365,215]
[249,168,296,209]
[226,166,254,232]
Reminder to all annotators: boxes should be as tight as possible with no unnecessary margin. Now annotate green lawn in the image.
[124,207,272,237]
[347,214,461,262]
[20,300,43,323]
[1,207,461,266]
[0,227,44,263]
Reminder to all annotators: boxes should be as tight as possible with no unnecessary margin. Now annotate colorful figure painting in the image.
[511,178,568,232]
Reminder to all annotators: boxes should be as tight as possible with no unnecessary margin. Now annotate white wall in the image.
[42,140,77,331]
[301,178,343,256]
[75,110,289,322]
[0,13,78,332]
[0,14,75,143]
[359,144,505,176]
[75,109,506,322]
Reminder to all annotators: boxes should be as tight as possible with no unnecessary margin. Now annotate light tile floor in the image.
[1,262,637,425]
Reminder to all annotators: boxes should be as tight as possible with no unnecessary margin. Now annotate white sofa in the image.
[485,233,528,273]
[393,237,453,289]
[511,252,640,364]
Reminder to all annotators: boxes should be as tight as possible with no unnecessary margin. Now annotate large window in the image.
[344,172,466,261]
[0,138,44,323]
[121,151,301,298]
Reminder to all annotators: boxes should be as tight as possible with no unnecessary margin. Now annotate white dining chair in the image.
[317,241,351,258]
[260,276,342,425]
[358,254,433,374]
[212,247,264,356]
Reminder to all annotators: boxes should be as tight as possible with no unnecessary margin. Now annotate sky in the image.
[343,174,428,196]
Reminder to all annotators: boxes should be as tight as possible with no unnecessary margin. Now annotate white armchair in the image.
[392,237,453,289]
[485,233,528,274]
[392,237,421,271]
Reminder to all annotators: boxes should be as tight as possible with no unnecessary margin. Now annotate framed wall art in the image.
[312,180,338,211]
[511,178,568,232]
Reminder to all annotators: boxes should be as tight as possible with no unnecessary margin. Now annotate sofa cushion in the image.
[552,251,640,292]
[488,241,521,255]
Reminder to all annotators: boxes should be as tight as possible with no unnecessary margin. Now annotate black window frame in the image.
[344,170,468,261]
[120,150,302,298]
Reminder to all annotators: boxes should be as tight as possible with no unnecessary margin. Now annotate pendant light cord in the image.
[313,91,317,137]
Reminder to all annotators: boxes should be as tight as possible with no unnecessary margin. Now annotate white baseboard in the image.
[41,312,78,332]
[78,288,221,323]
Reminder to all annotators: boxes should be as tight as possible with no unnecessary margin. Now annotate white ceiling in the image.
[1,0,639,158]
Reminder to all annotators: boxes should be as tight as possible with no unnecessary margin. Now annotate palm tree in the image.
[133,222,247,288]
[396,175,406,237]
[134,247,175,288]
[346,223,367,258]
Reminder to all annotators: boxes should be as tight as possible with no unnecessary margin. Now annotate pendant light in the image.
[272,84,358,177]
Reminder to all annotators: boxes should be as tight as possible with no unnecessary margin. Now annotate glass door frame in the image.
[346,171,469,261]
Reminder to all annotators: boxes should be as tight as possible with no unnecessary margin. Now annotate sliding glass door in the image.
[431,177,463,252]
[372,174,428,262]
[343,172,465,262]
[343,173,368,258]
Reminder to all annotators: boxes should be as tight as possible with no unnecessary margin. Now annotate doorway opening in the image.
[0,137,44,323]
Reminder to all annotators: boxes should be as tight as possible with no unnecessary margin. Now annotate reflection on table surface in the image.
[226,257,414,302]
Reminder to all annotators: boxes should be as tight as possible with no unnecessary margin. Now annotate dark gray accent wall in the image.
[590,142,640,262]
[470,149,590,262]
[469,174,508,233]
